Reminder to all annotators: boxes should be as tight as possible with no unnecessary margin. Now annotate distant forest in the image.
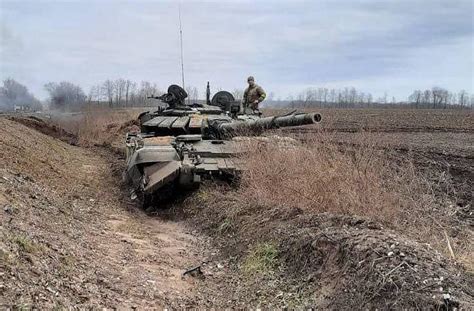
[268,86,473,109]
[1,78,473,111]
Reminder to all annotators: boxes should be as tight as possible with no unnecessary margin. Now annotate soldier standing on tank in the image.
[243,76,266,111]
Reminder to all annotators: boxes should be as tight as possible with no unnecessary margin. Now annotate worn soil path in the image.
[0,117,212,308]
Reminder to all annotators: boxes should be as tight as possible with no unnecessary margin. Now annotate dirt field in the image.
[1,108,472,309]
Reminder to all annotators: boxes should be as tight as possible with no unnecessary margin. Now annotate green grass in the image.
[12,235,39,253]
[217,218,233,233]
[242,242,279,275]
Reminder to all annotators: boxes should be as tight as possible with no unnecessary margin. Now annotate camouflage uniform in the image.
[243,83,266,110]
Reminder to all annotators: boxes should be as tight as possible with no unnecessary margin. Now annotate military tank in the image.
[125,83,321,207]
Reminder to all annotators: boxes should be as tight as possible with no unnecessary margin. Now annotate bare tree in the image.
[329,89,336,104]
[458,90,468,107]
[102,80,114,107]
[128,82,138,106]
[367,94,373,107]
[431,87,448,108]
[87,86,95,104]
[409,90,422,108]
[124,80,135,107]
[422,90,431,106]
[114,79,126,106]
[87,84,103,105]
[322,88,328,105]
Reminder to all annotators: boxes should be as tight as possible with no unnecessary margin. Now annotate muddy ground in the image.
[1,109,473,309]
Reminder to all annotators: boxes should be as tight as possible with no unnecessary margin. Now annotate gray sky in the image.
[1,0,473,100]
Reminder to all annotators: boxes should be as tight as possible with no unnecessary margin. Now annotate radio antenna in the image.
[178,4,185,92]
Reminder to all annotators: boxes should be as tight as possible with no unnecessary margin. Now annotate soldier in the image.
[243,76,266,111]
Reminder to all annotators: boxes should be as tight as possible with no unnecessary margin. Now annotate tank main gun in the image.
[219,112,320,131]
[206,112,321,139]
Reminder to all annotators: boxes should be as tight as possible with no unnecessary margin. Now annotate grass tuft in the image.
[242,242,279,275]
[12,235,39,254]
[217,218,233,234]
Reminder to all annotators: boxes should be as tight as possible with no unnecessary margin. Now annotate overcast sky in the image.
[1,0,473,100]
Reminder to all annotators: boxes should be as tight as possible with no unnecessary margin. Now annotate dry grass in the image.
[239,133,425,220]
[231,131,460,256]
[51,107,142,146]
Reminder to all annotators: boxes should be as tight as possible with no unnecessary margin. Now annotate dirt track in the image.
[0,117,213,308]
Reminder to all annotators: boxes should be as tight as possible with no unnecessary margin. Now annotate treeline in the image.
[87,79,200,108]
[282,86,473,109]
[87,80,161,108]
[45,79,201,111]
[407,88,471,109]
[0,79,42,111]
[1,77,473,112]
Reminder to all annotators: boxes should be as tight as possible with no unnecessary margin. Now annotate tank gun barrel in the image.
[217,112,321,134]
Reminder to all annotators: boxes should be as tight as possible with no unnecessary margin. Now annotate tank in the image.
[125,83,321,207]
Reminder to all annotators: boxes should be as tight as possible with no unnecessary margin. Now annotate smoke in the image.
[0,78,42,111]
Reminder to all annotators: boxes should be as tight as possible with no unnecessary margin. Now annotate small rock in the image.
[387,251,394,257]
[217,263,224,269]
[89,198,95,202]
